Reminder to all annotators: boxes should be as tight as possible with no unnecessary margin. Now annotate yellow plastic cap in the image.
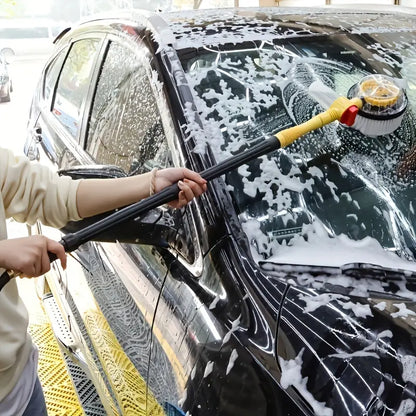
[358,75,400,107]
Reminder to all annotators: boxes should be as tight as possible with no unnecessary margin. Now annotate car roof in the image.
[63,6,416,52]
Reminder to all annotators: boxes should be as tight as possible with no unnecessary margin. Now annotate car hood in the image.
[266,264,416,415]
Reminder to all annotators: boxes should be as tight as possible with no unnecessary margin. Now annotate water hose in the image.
[0,75,407,290]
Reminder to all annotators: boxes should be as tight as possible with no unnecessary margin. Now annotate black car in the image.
[0,54,11,102]
[24,6,416,416]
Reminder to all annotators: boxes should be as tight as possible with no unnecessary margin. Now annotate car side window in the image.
[86,40,169,173]
[52,38,100,138]
[86,41,200,264]
[43,48,67,102]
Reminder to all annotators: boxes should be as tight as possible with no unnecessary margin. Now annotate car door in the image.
[147,208,294,416]
[25,30,183,414]
[81,33,196,413]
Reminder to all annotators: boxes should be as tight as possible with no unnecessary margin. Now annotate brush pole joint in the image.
[275,96,363,148]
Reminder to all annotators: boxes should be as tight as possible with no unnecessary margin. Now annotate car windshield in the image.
[180,29,416,271]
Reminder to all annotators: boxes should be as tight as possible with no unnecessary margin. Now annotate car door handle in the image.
[34,126,42,143]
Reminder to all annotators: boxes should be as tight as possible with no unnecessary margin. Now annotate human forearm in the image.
[75,172,153,218]
[76,168,207,219]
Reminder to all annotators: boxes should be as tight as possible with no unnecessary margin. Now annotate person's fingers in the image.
[177,180,195,204]
[183,178,207,197]
[40,248,51,276]
[20,266,37,279]
[21,237,45,277]
[0,236,66,278]
[155,168,207,193]
[181,168,207,185]
[167,178,207,208]
[176,190,188,208]
[20,257,40,278]
[47,239,67,270]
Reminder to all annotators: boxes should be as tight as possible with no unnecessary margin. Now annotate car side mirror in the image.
[58,164,178,247]
[2,54,14,65]
[58,164,128,179]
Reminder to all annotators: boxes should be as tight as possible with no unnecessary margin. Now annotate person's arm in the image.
[76,167,207,218]
[0,163,206,278]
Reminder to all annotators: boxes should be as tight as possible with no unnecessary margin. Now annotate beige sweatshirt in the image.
[0,147,81,401]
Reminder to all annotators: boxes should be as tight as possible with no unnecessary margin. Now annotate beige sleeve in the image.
[0,147,82,228]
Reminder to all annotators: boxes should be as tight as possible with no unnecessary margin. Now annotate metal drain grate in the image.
[29,320,85,416]
[63,355,107,416]
[28,294,105,416]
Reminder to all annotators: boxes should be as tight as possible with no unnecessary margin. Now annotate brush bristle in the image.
[352,114,405,137]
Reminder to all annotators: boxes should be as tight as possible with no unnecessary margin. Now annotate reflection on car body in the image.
[25,6,416,416]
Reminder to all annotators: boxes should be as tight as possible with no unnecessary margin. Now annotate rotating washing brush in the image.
[347,74,408,137]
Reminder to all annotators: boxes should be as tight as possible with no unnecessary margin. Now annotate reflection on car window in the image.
[182,31,416,266]
[86,41,168,174]
[53,38,100,138]
[43,49,67,102]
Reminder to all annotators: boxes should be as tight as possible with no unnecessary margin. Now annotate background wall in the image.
[1,0,415,21]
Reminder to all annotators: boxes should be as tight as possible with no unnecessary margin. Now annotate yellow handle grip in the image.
[275,96,363,148]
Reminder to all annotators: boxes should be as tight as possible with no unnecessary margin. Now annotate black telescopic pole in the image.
[0,136,281,291]
[0,88,367,291]
[0,90,365,290]
[60,135,280,252]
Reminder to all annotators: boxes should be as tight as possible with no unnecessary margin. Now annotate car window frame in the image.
[141,40,205,277]
[42,46,69,104]
[84,37,169,174]
[46,33,107,147]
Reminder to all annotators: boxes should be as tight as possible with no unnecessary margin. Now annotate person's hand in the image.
[154,167,207,208]
[0,235,66,278]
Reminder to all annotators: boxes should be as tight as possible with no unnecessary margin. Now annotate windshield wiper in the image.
[340,262,416,282]
[260,260,416,283]
[260,260,416,300]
